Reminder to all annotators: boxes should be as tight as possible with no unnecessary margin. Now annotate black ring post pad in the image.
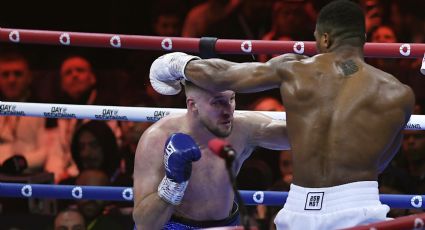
[199,37,218,59]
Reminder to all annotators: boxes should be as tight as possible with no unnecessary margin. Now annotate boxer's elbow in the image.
[133,193,173,229]
[132,202,144,227]
[132,206,160,230]
[132,198,151,227]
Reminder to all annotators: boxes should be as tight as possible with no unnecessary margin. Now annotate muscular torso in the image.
[152,115,254,220]
[280,53,412,187]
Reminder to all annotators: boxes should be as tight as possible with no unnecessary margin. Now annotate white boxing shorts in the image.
[274,181,389,230]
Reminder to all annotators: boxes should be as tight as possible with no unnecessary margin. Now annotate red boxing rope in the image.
[1,27,424,58]
[343,213,425,230]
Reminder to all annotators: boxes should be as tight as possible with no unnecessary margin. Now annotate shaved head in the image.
[184,80,205,97]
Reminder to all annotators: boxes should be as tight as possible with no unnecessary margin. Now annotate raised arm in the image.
[133,128,173,230]
[133,128,201,230]
[149,52,307,95]
[185,59,280,93]
[241,112,290,150]
[186,53,309,93]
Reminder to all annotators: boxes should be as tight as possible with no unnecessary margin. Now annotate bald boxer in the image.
[149,1,415,229]
[133,81,290,229]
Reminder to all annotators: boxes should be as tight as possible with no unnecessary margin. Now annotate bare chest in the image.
[176,148,234,219]
[186,148,230,195]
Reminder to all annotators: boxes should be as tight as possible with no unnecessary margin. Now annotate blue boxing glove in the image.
[158,133,201,205]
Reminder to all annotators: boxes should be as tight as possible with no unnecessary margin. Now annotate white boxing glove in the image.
[149,52,200,95]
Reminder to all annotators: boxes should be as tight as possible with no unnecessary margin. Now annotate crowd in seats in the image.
[0,52,58,177]
[0,0,424,229]
[378,102,425,218]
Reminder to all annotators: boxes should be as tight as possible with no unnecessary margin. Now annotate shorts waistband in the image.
[284,181,381,213]
[169,202,240,228]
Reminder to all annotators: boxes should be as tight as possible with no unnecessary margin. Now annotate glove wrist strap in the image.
[170,54,200,80]
[157,176,188,205]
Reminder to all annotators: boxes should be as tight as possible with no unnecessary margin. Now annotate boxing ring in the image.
[1,27,425,229]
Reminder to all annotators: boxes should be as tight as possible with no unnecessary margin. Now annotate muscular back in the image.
[279,53,414,187]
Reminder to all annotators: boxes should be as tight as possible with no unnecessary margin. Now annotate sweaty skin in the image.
[133,89,289,229]
[184,51,415,188]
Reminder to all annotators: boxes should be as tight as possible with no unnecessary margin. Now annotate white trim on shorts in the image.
[283,181,383,214]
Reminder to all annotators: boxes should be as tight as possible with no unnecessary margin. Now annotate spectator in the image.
[403,130,425,181]
[60,121,121,184]
[361,0,384,34]
[262,0,314,41]
[59,55,96,104]
[256,150,293,230]
[387,0,404,40]
[75,169,123,230]
[270,150,293,191]
[364,21,425,103]
[250,96,285,112]
[366,25,410,85]
[57,55,118,106]
[369,25,397,43]
[237,159,274,191]
[201,0,273,40]
[0,52,33,102]
[57,121,121,212]
[0,51,61,179]
[393,1,425,103]
[126,0,188,108]
[151,0,186,37]
[117,93,155,186]
[149,0,189,108]
[48,55,122,180]
[379,102,424,217]
[182,0,240,38]
[237,158,274,229]
[54,209,86,230]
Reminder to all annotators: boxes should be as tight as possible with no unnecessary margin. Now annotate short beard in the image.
[201,120,232,138]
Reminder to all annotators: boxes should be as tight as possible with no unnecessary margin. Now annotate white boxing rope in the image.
[0,101,285,122]
[0,101,185,122]
[0,101,423,130]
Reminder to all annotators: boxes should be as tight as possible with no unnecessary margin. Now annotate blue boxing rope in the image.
[0,182,423,209]
[0,183,134,201]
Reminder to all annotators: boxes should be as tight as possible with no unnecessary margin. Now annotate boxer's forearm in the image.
[185,59,279,93]
[133,193,174,230]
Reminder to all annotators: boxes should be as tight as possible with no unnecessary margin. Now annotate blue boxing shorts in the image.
[163,202,240,230]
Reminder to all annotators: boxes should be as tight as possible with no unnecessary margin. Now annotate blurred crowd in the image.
[0,0,424,229]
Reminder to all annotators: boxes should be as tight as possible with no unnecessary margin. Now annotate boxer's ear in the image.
[186,98,198,113]
[322,32,330,49]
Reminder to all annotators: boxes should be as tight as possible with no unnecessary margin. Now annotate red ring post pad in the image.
[1,27,425,58]
[342,212,425,230]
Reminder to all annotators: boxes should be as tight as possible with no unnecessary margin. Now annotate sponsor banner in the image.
[94,108,128,121]
[43,106,76,118]
[0,104,26,116]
